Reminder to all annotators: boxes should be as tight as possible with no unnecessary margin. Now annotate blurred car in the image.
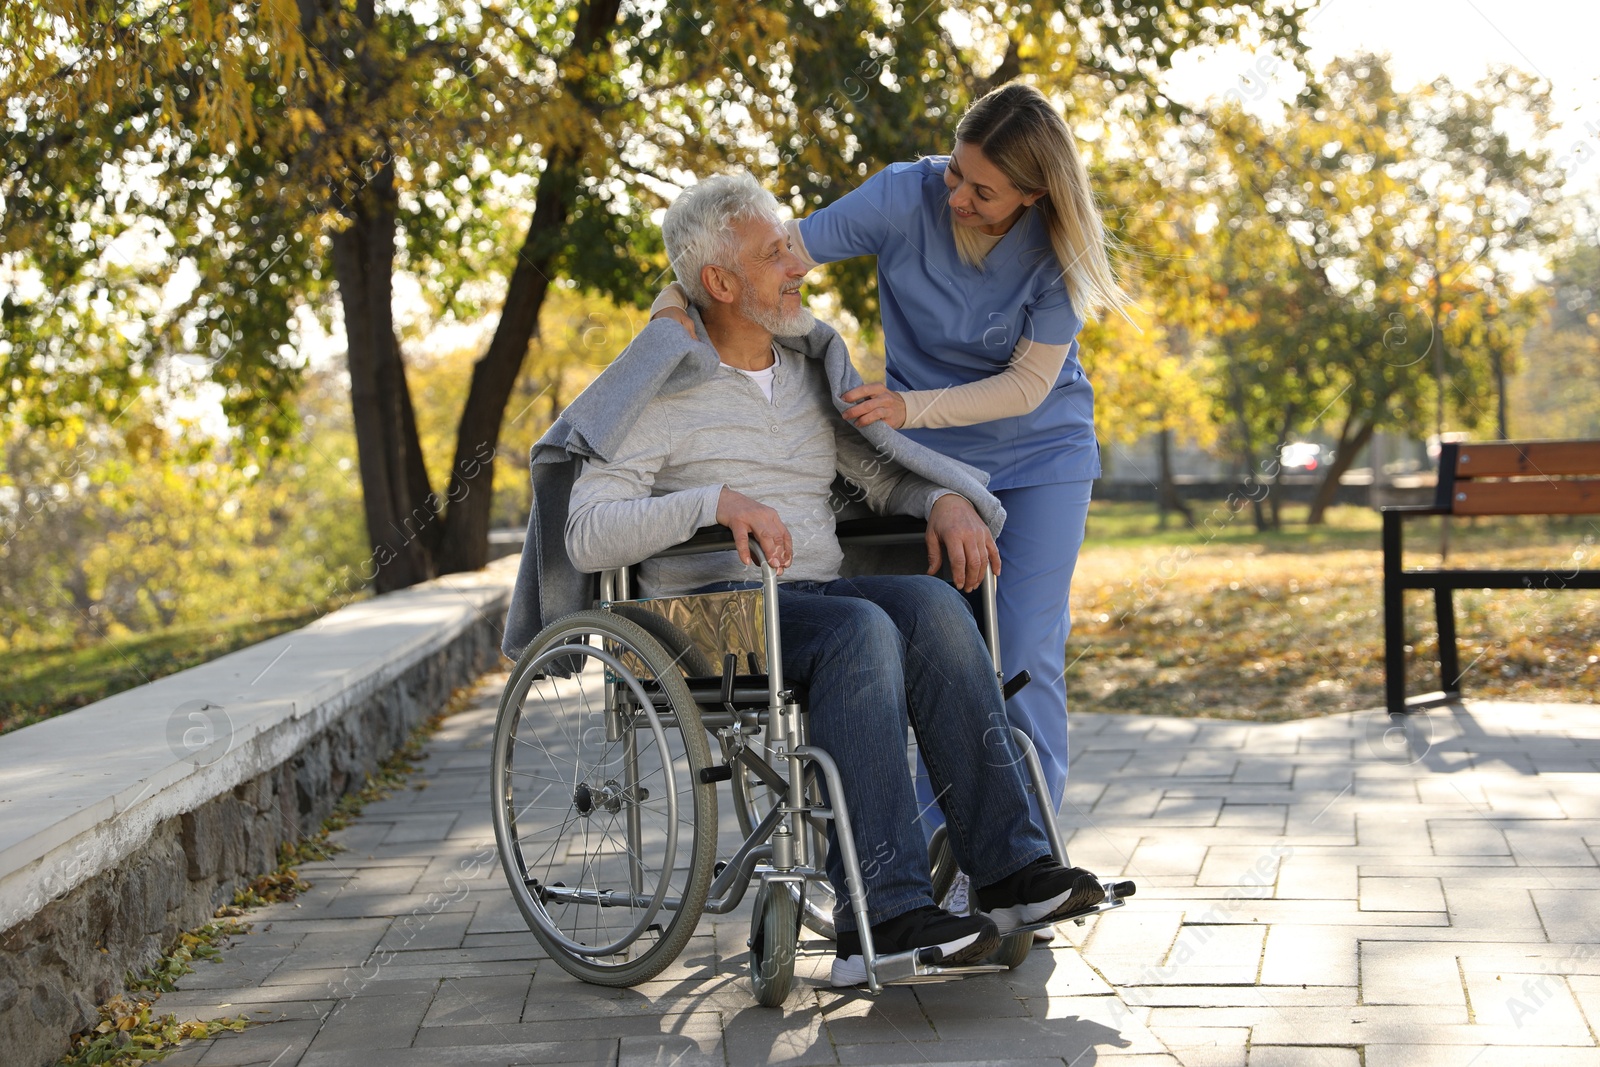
[1279,442,1328,472]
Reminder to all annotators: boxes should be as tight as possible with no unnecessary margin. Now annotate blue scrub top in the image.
[797,158,1100,491]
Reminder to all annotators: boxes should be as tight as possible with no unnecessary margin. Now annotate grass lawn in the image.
[1068,501,1600,720]
[1,606,334,736]
[3,501,1595,735]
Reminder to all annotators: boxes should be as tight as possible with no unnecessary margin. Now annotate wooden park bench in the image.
[1381,439,1600,715]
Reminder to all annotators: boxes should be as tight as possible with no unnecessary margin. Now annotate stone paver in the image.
[158,682,1600,1065]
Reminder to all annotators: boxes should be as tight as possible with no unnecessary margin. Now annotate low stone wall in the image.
[0,560,516,1067]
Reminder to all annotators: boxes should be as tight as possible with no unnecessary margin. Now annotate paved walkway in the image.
[153,674,1600,1067]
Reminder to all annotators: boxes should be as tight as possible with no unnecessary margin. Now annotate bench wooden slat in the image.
[1452,478,1600,516]
[1454,440,1600,478]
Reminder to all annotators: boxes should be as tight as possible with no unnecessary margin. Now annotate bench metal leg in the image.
[1382,510,1407,715]
[1435,586,1461,697]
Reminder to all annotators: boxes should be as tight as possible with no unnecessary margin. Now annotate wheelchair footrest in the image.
[870,948,1009,986]
[1061,878,1135,927]
[1000,876,1136,936]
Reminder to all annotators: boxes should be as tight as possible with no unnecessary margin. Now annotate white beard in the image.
[739,286,815,337]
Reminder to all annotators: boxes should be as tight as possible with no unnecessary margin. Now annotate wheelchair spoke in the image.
[530,671,583,752]
[505,768,586,788]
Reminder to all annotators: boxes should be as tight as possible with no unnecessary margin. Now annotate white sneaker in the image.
[940,870,971,916]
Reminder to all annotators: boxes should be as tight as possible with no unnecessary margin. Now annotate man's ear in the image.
[700,263,740,305]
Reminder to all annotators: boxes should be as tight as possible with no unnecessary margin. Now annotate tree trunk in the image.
[1265,402,1297,532]
[1221,339,1269,532]
[431,0,621,574]
[1156,428,1194,529]
[1307,419,1374,525]
[434,156,577,575]
[1491,345,1510,440]
[328,161,438,593]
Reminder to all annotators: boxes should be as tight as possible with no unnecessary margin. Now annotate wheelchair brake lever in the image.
[720,653,739,717]
[1002,670,1032,701]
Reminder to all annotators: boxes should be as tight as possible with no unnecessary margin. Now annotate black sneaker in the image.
[976,858,1105,934]
[830,905,1000,987]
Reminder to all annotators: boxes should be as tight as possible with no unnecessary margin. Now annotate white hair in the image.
[662,173,782,308]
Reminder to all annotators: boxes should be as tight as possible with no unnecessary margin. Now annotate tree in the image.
[1512,225,1600,439]
[5,0,787,593]
[1192,55,1563,525]
[4,0,1314,596]
[1396,66,1565,446]
[0,376,366,650]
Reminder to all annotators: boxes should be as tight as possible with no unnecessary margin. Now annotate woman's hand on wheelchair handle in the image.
[925,493,1001,592]
[716,487,793,574]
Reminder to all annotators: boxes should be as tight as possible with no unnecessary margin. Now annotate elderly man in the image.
[564,173,1103,985]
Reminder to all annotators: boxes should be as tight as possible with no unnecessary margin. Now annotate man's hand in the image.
[716,487,794,574]
[651,305,697,337]
[925,493,1001,592]
[840,382,907,430]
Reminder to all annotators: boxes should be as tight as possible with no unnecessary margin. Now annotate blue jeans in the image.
[765,574,1052,932]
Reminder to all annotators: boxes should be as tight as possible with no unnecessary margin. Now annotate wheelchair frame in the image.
[492,519,1133,1004]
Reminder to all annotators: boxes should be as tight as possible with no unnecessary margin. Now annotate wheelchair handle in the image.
[745,540,785,707]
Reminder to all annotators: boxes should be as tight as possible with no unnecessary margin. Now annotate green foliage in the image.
[1165,54,1566,525]
[1,0,1313,451]
[0,371,367,652]
[1512,231,1600,439]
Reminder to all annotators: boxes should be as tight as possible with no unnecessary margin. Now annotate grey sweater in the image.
[500,305,1004,659]
[566,348,953,596]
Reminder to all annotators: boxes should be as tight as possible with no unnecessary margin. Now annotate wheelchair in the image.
[491,516,1135,1005]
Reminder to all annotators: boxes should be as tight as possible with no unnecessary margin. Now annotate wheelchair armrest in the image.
[653,525,737,559]
[836,514,928,547]
[646,515,929,565]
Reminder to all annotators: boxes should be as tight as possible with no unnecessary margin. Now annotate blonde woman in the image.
[652,82,1126,924]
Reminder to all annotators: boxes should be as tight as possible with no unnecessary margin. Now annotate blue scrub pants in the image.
[915,479,1093,839]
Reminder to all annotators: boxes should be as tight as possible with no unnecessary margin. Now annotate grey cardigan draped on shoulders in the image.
[500,305,1006,660]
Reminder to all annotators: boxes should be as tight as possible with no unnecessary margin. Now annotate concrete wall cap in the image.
[0,558,518,931]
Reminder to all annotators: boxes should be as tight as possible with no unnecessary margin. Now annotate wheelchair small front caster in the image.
[749,883,800,1007]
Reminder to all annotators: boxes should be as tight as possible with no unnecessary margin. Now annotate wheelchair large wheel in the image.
[492,609,717,987]
[729,741,837,939]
